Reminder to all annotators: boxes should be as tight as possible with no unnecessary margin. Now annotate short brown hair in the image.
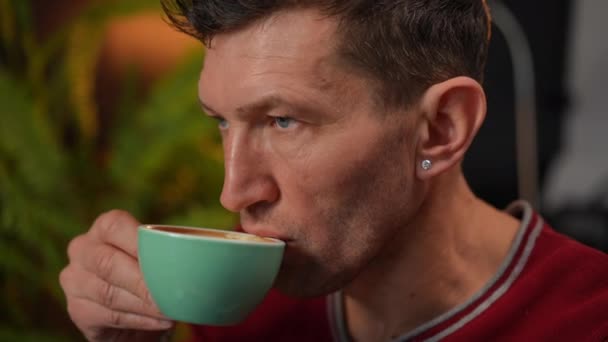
[161,0,491,108]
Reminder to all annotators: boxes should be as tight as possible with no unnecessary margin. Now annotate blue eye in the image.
[274,117,294,129]
[217,118,229,129]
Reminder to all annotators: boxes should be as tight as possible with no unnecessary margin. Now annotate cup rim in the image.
[138,224,285,247]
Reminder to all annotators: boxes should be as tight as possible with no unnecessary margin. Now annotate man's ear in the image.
[415,76,486,180]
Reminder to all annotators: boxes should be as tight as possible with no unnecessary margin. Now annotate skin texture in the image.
[199,9,422,298]
[60,8,521,342]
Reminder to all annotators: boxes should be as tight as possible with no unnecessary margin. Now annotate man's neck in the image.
[343,172,521,342]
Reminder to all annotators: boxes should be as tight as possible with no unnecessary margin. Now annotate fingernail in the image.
[158,319,174,328]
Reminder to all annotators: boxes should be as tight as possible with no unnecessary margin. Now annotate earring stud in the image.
[421,159,432,171]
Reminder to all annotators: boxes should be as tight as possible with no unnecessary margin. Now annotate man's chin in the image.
[271,267,347,298]
[272,280,333,298]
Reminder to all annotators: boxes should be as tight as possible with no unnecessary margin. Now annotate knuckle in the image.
[65,300,77,318]
[96,211,121,235]
[97,209,130,223]
[94,246,117,280]
[109,309,123,327]
[98,281,117,308]
[94,209,137,239]
[97,209,130,229]
[67,235,86,261]
[58,267,72,290]
[66,299,85,322]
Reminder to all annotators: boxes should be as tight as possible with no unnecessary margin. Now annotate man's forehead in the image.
[202,8,338,65]
[199,11,351,96]
[196,7,379,119]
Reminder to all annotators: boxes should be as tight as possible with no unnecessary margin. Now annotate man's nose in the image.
[219,133,279,213]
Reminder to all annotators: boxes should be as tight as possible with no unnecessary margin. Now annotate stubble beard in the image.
[273,118,415,298]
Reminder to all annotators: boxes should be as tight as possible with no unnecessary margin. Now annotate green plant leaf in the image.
[0,71,66,196]
[108,51,227,218]
[1,2,232,340]
[0,327,69,342]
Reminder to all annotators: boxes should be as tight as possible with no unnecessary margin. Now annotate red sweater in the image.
[191,202,608,341]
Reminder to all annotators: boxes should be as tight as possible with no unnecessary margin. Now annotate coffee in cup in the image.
[147,225,274,243]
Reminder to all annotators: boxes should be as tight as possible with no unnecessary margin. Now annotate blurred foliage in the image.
[0,0,233,340]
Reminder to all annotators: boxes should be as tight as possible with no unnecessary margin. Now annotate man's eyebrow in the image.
[235,95,286,116]
[199,99,222,117]
[200,95,302,119]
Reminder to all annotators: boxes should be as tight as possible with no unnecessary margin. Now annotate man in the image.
[59,1,608,341]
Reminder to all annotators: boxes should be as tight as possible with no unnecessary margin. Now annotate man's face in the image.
[199,9,424,296]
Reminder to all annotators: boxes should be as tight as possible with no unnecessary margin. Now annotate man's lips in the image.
[235,224,289,241]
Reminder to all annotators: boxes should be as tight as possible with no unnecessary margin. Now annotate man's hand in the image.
[59,210,174,341]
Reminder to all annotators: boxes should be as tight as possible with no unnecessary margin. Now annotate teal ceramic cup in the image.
[137,225,285,326]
